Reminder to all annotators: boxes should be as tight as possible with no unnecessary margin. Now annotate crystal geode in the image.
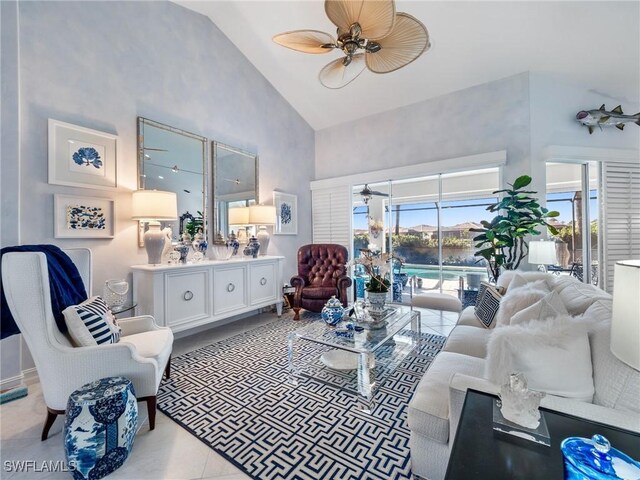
[499,373,545,429]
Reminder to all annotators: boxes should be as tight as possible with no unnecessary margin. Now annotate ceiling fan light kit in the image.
[272,0,430,89]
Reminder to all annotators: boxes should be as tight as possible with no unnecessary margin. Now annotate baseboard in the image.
[22,367,39,386]
[0,373,24,391]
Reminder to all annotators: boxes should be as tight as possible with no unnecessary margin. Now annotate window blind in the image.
[601,161,640,293]
[311,186,352,252]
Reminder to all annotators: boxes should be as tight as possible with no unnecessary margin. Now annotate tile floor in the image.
[0,307,455,480]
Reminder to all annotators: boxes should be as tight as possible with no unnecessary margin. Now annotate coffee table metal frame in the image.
[287,305,421,412]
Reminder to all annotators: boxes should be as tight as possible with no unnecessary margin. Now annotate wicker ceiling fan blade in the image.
[272,30,336,54]
[325,0,395,41]
[319,53,366,89]
[365,13,430,74]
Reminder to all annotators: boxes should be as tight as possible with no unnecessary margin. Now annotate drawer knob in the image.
[260,277,267,286]
[227,283,235,293]
[183,290,194,301]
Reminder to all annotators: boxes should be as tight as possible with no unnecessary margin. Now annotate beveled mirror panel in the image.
[138,117,207,240]
[212,141,258,238]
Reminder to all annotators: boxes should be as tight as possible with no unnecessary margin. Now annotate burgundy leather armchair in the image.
[290,244,352,320]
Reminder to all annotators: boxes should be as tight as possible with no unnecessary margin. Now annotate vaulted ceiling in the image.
[178,1,640,131]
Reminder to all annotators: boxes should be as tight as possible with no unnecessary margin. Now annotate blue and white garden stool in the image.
[64,376,137,480]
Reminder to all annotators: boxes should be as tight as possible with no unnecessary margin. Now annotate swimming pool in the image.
[402,265,487,281]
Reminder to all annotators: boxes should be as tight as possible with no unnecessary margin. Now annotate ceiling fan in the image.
[272,0,430,89]
[358,184,389,204]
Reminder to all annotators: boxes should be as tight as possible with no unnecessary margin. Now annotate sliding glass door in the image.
[546,162,600,285]
[352,168,500,299]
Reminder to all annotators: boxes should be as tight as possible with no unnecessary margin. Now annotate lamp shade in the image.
[528,240,557,265]
[248,205,276,225]
[131,190,177,221]
[228,206,250,225]
[611,260,640,370]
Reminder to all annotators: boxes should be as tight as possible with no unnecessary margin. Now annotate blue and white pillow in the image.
[63,296,121,346]
[474,281,503,328]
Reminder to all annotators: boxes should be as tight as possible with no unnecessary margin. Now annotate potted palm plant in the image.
[470,175,560,282]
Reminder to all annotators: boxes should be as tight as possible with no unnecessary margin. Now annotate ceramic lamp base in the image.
[257,226,270,256]
[144,222,165,264]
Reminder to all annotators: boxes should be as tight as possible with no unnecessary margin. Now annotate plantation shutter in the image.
[601,161,640,293]
[311,185,351,252]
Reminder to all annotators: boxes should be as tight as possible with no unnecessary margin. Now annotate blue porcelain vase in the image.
[192,231,207,255]
[227,231,240,255]
[247,235,260,258]
[321,296,345,326]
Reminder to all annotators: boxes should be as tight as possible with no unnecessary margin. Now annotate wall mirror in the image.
[137,117,208,243]
[212,141,258,239]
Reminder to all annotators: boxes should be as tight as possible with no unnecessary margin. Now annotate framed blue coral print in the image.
[48,119,118,190]
[273,191,297,235]
[54,194,114,238]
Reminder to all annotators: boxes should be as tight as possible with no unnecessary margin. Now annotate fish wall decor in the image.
[576,104,640,134]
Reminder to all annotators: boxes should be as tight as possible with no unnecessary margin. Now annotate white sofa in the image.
[408,271,640,480]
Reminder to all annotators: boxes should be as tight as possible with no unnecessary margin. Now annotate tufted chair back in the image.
[297,244,349,287]
[290,244,352,320]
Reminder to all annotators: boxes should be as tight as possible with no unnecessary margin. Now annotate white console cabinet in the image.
[131,256,284,333]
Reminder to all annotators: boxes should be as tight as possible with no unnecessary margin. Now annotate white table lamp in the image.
[228,206,250,225]
[249,205,276,255]
[528,240,557,272]
[229,206,250,244]
[611,260,640,371]
[132,190,177,264]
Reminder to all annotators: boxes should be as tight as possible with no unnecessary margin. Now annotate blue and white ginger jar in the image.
[321,296,345,326]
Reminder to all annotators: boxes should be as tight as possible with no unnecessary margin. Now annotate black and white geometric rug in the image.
[157,313,445,480]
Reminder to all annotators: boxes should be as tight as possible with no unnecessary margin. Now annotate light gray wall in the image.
[529,73,640,194]
[316,69,639,193]
[13,0,313,279]
[2,1,314,380]
[1,1,24,389]
[315,73,532,185]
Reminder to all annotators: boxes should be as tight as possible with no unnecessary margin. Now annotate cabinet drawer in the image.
[214,266,247,315]
[250,263,277,305]
[165,270,210,327]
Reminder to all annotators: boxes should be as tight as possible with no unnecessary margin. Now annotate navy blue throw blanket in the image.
[1,245,88,339]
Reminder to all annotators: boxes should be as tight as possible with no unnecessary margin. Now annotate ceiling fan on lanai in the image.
[358,184,389,204]
[272,0,431,89]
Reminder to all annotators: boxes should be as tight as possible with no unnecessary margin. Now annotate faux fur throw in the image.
[510,291,568,325]
[494,280,550,327]
[485,314,595,402]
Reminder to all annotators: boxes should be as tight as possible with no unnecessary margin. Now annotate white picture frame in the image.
[273,191,298,235]
[54,194,115,238]
[48,119,118,190]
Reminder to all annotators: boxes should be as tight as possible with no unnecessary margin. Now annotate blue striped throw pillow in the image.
[63,296,121,346]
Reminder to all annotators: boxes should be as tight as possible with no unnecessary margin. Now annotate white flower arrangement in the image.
[348,249,402,293]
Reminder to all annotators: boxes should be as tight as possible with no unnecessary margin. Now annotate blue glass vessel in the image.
[561,434,640,479]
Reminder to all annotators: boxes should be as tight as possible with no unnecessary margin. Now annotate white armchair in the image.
[1,248,173,440]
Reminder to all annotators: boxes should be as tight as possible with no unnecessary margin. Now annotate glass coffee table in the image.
[287,305,421,412]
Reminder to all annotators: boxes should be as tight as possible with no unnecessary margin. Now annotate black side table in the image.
[445,389,640,479]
